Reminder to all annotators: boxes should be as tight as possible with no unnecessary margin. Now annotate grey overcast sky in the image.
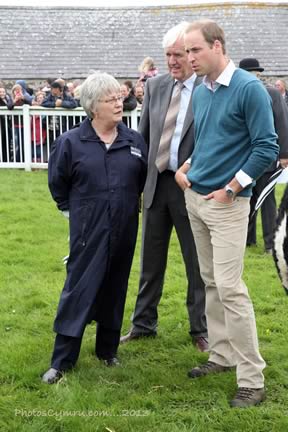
[0,0,287,6]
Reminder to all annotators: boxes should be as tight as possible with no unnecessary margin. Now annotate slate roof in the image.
[0,2,287,80]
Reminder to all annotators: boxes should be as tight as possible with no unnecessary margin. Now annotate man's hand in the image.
[55,99,62,107]
[203,188,233,204]
[14,94,23,102]
[175,169,191,191]
[280,158,288,168]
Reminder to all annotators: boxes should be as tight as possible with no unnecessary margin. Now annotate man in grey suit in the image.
[121,22,208,351]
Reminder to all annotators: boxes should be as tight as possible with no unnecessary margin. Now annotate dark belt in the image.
[161,169,176,176]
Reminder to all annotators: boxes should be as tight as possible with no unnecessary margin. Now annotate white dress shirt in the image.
[168,73,197,172]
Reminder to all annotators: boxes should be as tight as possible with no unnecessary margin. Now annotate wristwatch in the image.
[225,184,236,200]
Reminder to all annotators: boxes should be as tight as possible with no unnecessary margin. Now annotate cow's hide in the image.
[273,185,288,294]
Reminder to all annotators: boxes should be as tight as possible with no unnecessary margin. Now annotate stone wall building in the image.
[0,2,287,89]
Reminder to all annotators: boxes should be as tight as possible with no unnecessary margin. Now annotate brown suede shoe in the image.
[230,387,266,408]
[188,361,233,378]
[120,330,156,344]
[192,336,209,352]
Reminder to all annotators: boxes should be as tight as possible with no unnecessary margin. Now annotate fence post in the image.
[23,104,31,172]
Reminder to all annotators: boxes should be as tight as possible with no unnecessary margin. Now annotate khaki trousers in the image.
[185,188,265,388]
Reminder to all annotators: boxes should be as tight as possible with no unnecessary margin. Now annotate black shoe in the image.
[42,368,63,384]
[188,361,233,378]
[101,357,120,367]
[120,330,156,344]
[230,387,266,408]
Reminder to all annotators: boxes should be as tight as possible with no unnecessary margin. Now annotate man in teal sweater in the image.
[175,19,278,408]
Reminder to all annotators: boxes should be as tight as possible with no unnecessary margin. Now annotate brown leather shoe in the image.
[230,387,266,408]
[188,361,233,378]
[192,336,209,352]
[120,330,156,344]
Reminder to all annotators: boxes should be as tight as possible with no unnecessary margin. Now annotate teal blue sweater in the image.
[187,69,279,197]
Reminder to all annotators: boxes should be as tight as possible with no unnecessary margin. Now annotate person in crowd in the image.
[120,81,137,111]
[31,91,47,162]
[55,78,66,89]
[11,83,32,162]
[120,81,137,127]
[73,84,82,107]
[11,83,32,106]
[41,81,77,146]
[275,79,288,106]
[15,80,34,103]
[0,86,13,162]
[0,86,13,108]
[73,79,82,91]
[72,85,83,128]
[66,82,75,96]
[137,56,159,86]
[121,22,208,352]
[42,81,77,109]
[0,86,13,109]
[239,58,288,253]
[41,78,56,95]
[42,72,147,384]
[176,19,278,408]
[134,85,144,106]
[72,80,82,108]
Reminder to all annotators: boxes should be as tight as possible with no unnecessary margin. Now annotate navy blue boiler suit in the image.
[48,119,147,367]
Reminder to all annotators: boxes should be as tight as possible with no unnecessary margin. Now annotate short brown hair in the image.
[186,20,226,55]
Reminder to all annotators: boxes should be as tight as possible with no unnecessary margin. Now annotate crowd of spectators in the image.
[0,61,159,163]
[1,59,287,164]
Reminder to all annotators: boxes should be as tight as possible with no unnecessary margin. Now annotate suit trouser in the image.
[185,188,265,388]
[51,324,121,371]
[247,172,277,250]
[131,171,207,337]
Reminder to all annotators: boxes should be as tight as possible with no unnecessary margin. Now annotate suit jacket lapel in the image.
[159,75,175,135]
[180,76,202,141]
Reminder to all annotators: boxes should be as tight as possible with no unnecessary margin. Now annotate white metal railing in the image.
[0,106,140,171]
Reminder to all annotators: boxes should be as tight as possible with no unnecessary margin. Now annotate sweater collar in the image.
[203,60,236,92]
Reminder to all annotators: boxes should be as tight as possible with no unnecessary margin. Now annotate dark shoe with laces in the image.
[41,368,64,384]
[188,361,233,378]
[120,330,157,344]
[230,387,266,408]
[192,336,209,352]
[101,357,120,367]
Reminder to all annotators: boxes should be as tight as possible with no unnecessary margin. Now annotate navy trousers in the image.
[51,324,120,370]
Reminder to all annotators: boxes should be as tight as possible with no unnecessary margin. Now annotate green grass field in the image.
[0,169,288,432]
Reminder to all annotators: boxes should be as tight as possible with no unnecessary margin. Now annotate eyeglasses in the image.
[98,95,124,105]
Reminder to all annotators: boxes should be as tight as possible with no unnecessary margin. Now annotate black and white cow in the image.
[273,185,288,294]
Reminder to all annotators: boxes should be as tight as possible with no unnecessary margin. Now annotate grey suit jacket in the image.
[138,73,201,209]
[265,85,288,172]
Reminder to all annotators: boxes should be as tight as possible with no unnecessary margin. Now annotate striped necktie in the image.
[155,81,184,173]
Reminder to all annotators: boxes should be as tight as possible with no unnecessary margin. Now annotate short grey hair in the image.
[80,72,120,118]
[162,21,190,49]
